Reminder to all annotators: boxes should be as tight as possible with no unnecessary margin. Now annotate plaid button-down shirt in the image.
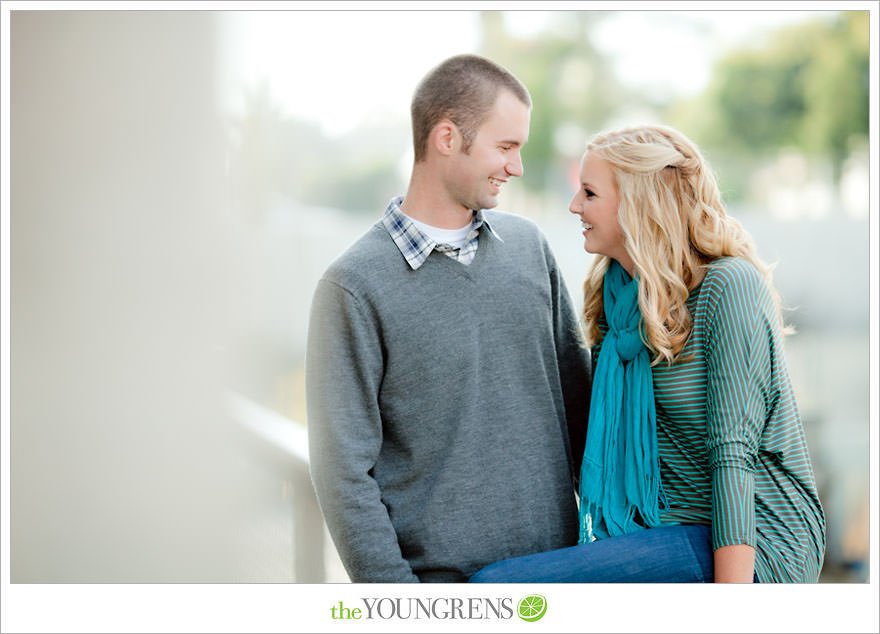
[382,196,502,270]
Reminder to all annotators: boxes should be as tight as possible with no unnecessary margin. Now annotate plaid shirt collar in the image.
[382,196,503,270]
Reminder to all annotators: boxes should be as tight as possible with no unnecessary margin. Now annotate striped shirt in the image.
[594,257,826,582]
[382,196,502,269]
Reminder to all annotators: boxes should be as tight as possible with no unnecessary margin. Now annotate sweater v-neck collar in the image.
[420,220,501,282]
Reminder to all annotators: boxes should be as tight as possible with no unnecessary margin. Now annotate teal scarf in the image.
[578,259,666,543]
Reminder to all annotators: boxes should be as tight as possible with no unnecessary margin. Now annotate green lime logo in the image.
[517,594,547,622]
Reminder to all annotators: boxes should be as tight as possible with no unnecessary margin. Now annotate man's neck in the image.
[400,169,472,230]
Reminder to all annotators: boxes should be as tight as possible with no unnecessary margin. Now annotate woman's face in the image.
[569,151,633,274]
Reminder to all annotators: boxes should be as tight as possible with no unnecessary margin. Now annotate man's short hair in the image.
[410,54,531,162]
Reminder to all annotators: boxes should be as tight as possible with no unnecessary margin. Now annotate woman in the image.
[470,124,826,583]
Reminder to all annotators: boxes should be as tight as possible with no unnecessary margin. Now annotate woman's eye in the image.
[584,188,596,198]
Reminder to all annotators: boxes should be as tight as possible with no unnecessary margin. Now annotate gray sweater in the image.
[306,209,590,582]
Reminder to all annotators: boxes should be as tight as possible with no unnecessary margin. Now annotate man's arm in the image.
[546,246,591,487]
[306,278,420,582]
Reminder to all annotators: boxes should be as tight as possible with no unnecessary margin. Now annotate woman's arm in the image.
[714,544,755,583]
[702,261,774,584]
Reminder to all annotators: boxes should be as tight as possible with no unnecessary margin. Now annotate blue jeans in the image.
[469,524,722,583]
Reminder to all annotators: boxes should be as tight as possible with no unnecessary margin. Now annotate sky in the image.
[220,8,834,137]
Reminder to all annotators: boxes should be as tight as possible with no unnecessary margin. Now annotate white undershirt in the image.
[406,215,474,250]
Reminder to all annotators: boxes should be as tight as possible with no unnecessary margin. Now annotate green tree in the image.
[800,11,870,182]
[478,11,629,196]
[685,12,868,190]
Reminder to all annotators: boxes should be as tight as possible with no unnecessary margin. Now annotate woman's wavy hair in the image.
[582,124,789,365]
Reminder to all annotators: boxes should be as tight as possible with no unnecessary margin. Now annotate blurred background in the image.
[7,8,873,584]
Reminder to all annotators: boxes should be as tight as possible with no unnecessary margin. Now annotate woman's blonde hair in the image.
[582,124,788,364]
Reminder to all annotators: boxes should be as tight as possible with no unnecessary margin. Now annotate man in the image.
[306,54,590,583]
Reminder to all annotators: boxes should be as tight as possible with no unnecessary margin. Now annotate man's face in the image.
[446,89,530,212]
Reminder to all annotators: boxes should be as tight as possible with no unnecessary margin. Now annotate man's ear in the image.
[431,120,459,156]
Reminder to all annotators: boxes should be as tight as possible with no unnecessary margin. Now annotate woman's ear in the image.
[431,120,458,156]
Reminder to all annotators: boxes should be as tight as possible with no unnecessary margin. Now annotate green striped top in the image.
[595,257,826,582]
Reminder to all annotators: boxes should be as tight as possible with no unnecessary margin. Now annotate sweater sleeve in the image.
[703,262,774,551]
[305,277,420,582]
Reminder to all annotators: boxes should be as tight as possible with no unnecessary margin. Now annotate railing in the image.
[226,392,327,583]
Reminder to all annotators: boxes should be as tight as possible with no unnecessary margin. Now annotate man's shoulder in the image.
[483,209,556,263]
[321,221,400,287]
[482,208,541,234]
[483,209,549,247]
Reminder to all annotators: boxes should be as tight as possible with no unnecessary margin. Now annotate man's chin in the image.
[479,196,500,210]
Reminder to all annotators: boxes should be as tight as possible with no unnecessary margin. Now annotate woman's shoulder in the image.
[699,256,773,313]
[701,256,769,296]
[704,256,763,285]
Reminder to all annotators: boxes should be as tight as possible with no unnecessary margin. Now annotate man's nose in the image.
[506,151,524,178]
